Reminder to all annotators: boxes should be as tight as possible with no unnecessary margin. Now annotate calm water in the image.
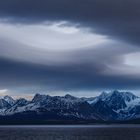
[0,125,140,140]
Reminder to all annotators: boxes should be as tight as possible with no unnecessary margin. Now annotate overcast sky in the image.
[0,0,140,97]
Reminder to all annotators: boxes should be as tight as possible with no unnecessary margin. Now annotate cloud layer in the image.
[0,0,140,96]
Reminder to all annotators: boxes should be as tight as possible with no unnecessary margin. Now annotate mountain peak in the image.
[64,94,77,100]
[99,91,108,98]
[97,90,139,111]
[32,93,50,103]
[0,91,139,122]
[110,90,138,101]
[3,95,15,105]
[34,93,41,97]
[100,90,137,101]
[14,98,29,107]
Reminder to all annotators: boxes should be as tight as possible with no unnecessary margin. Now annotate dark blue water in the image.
[0,125,140,140]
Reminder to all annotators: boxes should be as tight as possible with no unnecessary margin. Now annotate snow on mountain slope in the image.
[3,96,15,105]
[84,90,140,120]
[0,94,99,120]
[0,98,11,109]
[100,90,140,114]
[99,90,138,111]
[31,94,99,120]
[4,98,30,115]
[0,91,140,121]
[86,90,139,110]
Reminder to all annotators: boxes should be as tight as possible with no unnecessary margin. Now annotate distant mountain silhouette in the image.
[0,90,140,124]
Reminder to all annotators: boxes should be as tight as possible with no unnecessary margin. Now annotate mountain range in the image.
[0,90,140,124]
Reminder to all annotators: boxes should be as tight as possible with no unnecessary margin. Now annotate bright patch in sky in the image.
[0,22,107,51]
[0,89,9,96]
[103,51,140,75]
[124,52,140,67]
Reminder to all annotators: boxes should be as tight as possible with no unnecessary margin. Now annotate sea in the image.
[0,125,139,140]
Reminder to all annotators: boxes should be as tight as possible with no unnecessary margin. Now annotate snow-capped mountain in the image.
[1,90,140,123]
[85,90,140,120]
[0,98,11,109]
[3,96,15,105]
[30,93,99,120]
[1,94,100,121]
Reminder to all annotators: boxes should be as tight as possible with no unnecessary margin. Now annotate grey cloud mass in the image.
[0,0,140,96]
[0,0,139,45]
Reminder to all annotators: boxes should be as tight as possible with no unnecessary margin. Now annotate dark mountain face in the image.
[101,93,128,112]
[0,90,140,123]
[0,99,11,109]
[96,90,138,111]
[32,93,50,103]
[31,93,100,120]
[14,98,29,107]
[3,96,15,105]
[92,99,118,121]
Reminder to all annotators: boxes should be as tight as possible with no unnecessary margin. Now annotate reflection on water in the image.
[0,125,140,140]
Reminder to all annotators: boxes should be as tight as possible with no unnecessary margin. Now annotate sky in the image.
[0,0,140,97]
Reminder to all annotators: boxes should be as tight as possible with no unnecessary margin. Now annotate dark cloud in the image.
[0,0,140,45]
[0,54,140,92]
[0,0,140,94]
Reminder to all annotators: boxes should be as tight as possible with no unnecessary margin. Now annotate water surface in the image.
[0,125,140,140]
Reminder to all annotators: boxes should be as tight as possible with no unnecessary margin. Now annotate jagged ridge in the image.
[0,90,140,122]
